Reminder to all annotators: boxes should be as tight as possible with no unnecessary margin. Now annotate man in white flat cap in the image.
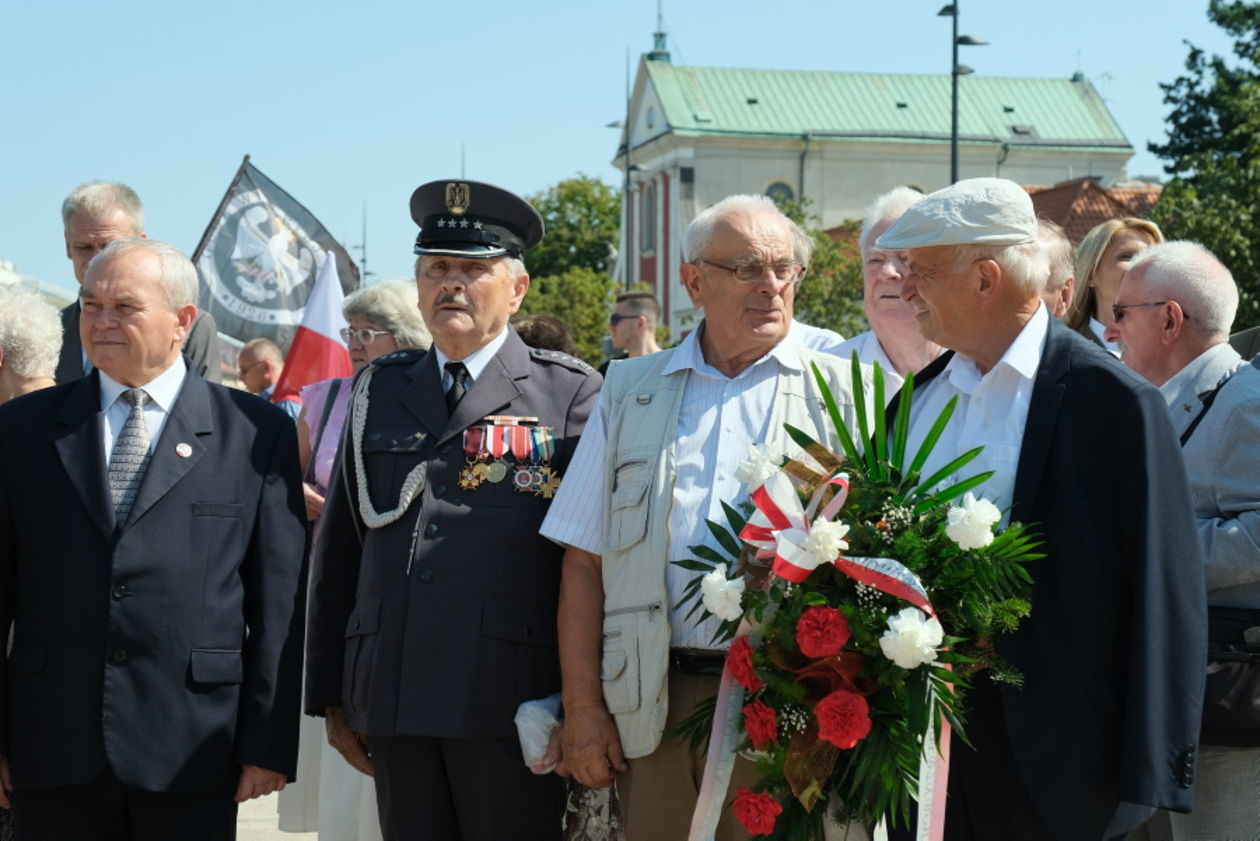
[880,178,1206,841]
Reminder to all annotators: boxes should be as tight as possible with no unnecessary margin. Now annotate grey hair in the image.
[343,279,432,350]
[1130,241,1238,339]
[685,194,803,263]
[1037,219,1075,295]
[61,181,144,233]
[859,186,923,256]
[85,238,198,309]
[0,285,63,380]
[950,240,1049,297]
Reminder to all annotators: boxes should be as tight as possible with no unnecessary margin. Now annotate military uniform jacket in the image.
[306,329,600,739]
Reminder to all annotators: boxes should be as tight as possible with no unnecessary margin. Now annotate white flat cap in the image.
[875,177,1036,249]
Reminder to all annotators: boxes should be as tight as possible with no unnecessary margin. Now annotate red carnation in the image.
[742,699,778,750]
[815,689,872,749]
[732,787,783,836]
[794,605,852,659]
[727,636,763,691]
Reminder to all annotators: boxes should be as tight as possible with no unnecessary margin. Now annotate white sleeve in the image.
[539,396,607,554]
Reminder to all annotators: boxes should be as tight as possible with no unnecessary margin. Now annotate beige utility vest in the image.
[598,344,863,758]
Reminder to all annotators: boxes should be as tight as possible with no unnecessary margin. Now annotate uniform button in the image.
[112,585,128,601]
[353,617,361,630]
[434,484,447,498]
[370,432,381,441]
[522,627,531,637]
[111,649,128,664]
[439,444,452,456]
[424,522,439,537]
[419,569,434,582]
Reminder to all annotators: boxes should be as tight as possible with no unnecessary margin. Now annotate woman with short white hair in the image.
[0,284,62,403]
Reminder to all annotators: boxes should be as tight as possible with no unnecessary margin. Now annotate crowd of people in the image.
[0,174,1254,841]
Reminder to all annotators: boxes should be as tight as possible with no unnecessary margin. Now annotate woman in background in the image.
[1065,217,1163,355]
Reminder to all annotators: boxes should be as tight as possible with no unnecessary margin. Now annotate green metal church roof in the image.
[643,62,1132,151]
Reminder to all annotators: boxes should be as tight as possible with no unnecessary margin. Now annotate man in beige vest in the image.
[541,195,864,840]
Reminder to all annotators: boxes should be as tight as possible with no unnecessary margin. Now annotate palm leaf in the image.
[903,396,958,485]
[848,353,876,473]
[871,362,888,478]
[810,363,863,464]
[890,370,915,473]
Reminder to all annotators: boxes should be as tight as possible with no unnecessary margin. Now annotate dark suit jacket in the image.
[58,302,223,384]
[902,319,1207,841]
[1230,324,1260,362]
[0,367,307,794]
[306,330,600,738]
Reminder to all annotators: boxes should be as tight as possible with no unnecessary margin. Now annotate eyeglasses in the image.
[697,259,804,284]
[609,313,638,326]
[340,327,394,344]
[1111,301,1190,322]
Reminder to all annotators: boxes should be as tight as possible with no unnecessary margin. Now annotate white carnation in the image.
[878,607,945,670]
[944,492,1001,550]
[700,563,746,622]
[804,519,850,566]
[734,443,780,487]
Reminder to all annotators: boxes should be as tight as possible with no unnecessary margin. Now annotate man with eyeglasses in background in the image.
[236,337,302,421]
[1105,241,1260,841]
[601,291,662,375]
[543,194,867,840]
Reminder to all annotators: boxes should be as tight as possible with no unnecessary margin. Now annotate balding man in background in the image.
[1037,219,1075,319]
[1105,242,1260,841]
[236,338,302,421]
[56,181,221,385]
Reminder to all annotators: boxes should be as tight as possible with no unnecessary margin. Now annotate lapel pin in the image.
[175,443,193,458]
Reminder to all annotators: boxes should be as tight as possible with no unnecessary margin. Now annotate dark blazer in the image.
[0,367,307,794]
[901,319,1206,841]
[306,329,600,738]
[58,303,223,384]
[1230,324,1260,362]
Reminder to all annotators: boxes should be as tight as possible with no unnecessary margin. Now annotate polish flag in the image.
[271,254,352,403]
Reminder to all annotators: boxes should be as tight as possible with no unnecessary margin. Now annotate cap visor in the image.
[413,243,511,258]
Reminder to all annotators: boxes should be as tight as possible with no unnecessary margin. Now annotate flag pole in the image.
[191,154,251,263]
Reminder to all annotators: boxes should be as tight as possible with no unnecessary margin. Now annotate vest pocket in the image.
[601,614,642,714]
[606,459,650,551]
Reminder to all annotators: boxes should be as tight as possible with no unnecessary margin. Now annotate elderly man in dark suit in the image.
[880,179,1206,841]
[0,237,307,840]
[56,181,221,384]
[306,180,600,841]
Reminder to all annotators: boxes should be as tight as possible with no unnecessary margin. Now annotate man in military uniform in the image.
[306,180,601,841]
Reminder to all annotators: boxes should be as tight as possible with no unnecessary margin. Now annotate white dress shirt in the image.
[832,330,905,396]
[1089,316,1121,357]
[433,327,509,391]
[99,359,188,466]
[903,305,1049,519]
[788,319,846,354]
[542,326,803,648]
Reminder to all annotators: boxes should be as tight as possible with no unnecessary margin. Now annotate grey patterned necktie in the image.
[109,388,152,526]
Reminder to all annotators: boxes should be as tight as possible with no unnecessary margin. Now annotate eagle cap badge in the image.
[445,182,471,215]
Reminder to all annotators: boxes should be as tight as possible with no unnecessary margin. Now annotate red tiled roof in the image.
[1024,177,1162,243]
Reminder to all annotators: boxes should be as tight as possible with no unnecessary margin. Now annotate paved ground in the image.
[237,794,314,841]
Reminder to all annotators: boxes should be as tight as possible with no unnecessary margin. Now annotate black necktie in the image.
[445,362,469,415]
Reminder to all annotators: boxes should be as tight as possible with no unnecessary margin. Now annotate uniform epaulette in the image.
[371,348,427,367]
[530,347,595,374]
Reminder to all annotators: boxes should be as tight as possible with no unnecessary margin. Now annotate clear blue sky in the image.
[2,0,1235,299]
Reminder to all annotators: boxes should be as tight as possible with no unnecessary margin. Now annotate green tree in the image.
[517,176,620,365]
[777,199,867,338]
[518,266,615,364]
[525,176,621,279]
[1149,0,1260,328]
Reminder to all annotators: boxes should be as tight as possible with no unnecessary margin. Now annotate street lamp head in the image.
[957,35,988,46]
[955,64,975,76]
[937,4,956,15]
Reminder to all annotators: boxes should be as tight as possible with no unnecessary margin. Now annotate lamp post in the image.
[938,4,987,184]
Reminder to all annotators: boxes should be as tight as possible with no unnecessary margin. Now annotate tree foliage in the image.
[518,176,620,364]
[778,199,868,338]
[1149,0,1260,328]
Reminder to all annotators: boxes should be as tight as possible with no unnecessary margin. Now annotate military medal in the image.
[485,424,511,482]
[486,461,508,483]
[460,426,488,489]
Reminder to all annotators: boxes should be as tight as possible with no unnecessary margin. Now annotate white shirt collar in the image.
[1089,316,1121,355]
[941,303,1048,394]
[98,358,188,414]
[433,327,510,386]
[661,321,803,379]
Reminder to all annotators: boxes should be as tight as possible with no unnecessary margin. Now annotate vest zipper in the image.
[604,601,663,618]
